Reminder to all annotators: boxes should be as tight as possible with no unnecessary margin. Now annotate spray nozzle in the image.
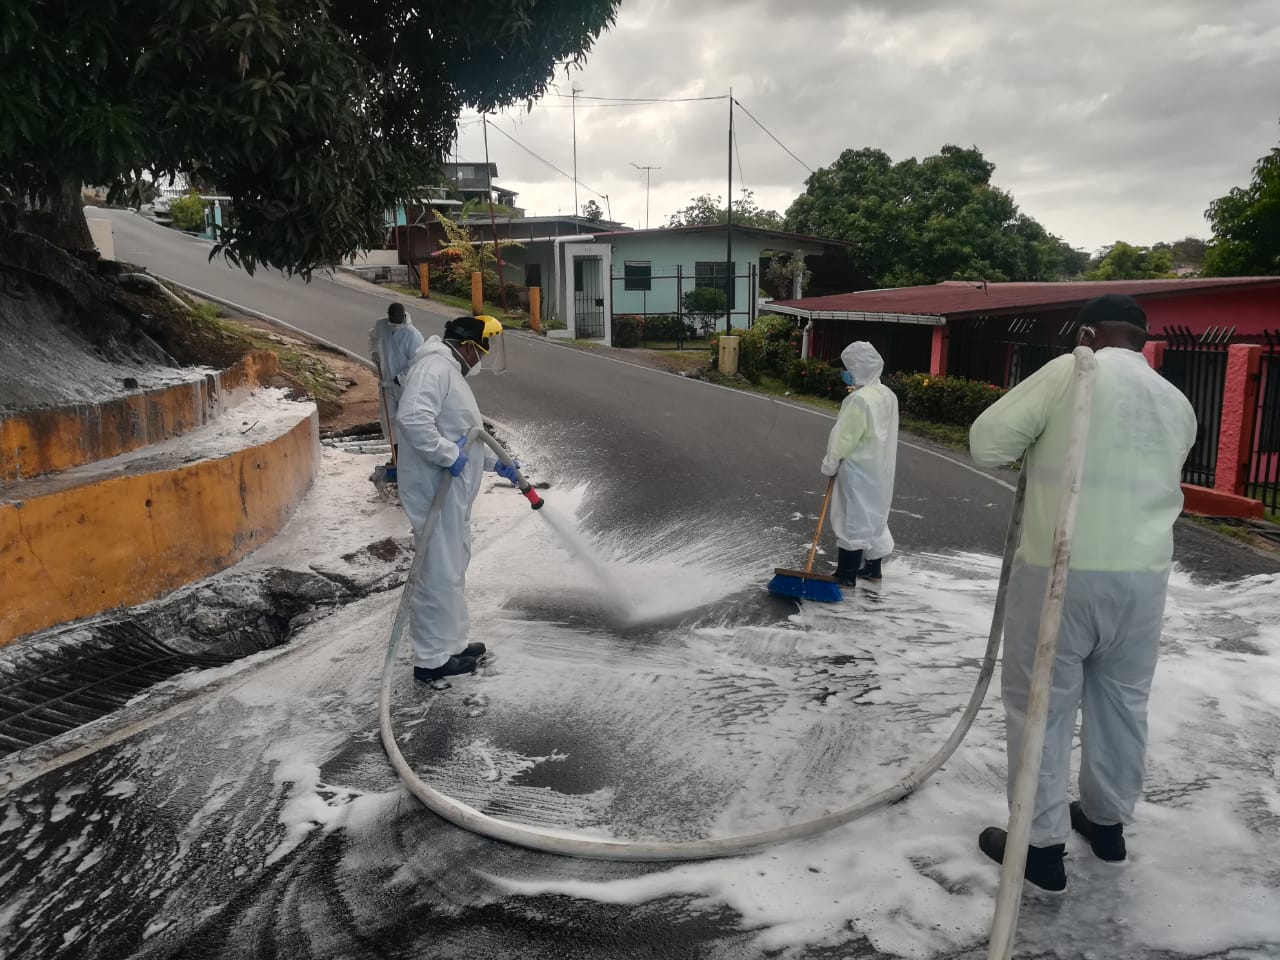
[521,485,544,510]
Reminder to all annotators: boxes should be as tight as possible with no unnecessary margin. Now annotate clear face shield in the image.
[473,316,507,375]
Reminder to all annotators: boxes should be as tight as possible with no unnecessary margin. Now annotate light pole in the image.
[629,162,660,229]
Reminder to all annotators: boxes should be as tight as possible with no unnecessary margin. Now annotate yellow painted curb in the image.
[0,407,319,646]
[0,351,280,483]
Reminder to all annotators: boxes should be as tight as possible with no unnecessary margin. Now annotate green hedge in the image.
[709,314,800,382]
[883,372,1005,426]
[612,315,641,347]
[784,357,846,399]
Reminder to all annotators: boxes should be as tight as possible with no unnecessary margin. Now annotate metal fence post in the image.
[676,264,684,351]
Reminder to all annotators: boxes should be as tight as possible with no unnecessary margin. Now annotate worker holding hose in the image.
[969,294,1196,891]
[395,315,519,682]
[821,341,899,586]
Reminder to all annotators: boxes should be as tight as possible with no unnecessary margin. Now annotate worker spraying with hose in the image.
[394,315,522,683]
[969,295,1197,894]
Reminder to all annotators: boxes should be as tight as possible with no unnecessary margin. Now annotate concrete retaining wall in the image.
[0,407,319,645]
[0,351,279,483]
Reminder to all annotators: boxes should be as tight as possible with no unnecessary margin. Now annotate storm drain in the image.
[0,621,238,758]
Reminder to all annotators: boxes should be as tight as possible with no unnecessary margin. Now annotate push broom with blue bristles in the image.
[768,477,844,603]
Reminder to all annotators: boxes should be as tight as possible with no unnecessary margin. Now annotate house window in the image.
[624,261,652,291]
[694,261,735,309]
[456,165,475,180]
[525,264,542,288]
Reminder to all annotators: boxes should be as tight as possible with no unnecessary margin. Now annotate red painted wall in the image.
[1143,288,1280,339]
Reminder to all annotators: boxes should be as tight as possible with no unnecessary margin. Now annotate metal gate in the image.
[1159,326,1231,487]
[1245,333,1280,516]
[573,257,606,339]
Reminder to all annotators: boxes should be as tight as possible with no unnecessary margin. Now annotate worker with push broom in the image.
[822,341,900,587]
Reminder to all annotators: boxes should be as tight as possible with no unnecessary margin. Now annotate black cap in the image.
[388,302,406,322]
[1078,294,1148,331]
[444,316,487,343]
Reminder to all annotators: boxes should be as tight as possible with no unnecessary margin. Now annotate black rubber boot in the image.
[414,656,477,683]
[461,641,487,659]
[858,557,883,582]
[978,827,1067,893]
[836,548,863,586]
[1070,801,1126,862]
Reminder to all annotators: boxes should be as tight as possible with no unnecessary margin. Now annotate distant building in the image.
[442,162,520,211]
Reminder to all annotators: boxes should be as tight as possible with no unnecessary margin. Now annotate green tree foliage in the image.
[763,250,813,299]
[666,190,784,229]
[682,286,727,333]
[1153,236,1208,273]
[0,0,619,275]
[1084,242,1175,280]
[1203,137,1280,276]
[168,194,206,232]
[433,212,521,292]
[784,145,1081,288]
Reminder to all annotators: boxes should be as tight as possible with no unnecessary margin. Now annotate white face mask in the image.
[465,359,482,379]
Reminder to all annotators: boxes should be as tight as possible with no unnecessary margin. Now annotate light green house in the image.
[497,224,847,341]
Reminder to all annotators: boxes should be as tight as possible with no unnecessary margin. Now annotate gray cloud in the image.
[456,0,1280,251]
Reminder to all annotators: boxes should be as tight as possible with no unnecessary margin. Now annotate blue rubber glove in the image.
[447,435,469,477]
[494,459,520,483]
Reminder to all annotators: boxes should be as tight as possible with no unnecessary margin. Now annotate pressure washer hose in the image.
[380,424,1034,861]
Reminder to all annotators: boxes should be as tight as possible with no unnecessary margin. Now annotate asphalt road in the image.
[4,210,1271,960]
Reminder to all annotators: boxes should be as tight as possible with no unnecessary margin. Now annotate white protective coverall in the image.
[394,337,497,669]
[821,342,899,559]
[368,315,425,441]
[970,348,1196,845]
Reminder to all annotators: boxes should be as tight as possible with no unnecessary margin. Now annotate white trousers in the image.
[406,485,474,669]
[1001,564,1170,846]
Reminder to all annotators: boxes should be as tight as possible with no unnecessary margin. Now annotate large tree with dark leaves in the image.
[0,0,619,276]
[784,145,1082,288]
[1202,134,1280,277]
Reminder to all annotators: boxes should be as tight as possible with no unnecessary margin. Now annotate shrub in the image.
[682,287,727,334]
[612,315,641,347]
[737,314,799,383]
[642,313,696,343]
[883,372,1005,426]
[169,193,205,232]
[785,358,846,400]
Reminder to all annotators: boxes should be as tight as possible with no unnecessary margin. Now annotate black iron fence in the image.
[947,316,1077,387]
[1244,331,1280,516]
[1158,326,1232,488]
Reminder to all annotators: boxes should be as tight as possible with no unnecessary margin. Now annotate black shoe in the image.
[978,827,1067,892]
[413,656,477,683]
[461,641,487,659]
[1070,802,1126,862]
[836,548,863,587]
[858,558,883,582]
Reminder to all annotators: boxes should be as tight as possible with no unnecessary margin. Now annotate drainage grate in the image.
[0,621,237,758]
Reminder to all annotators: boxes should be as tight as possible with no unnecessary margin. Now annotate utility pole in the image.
[629,162,660,229]
[482,117,508,314]
[571,85,582,233]
[725,90,733,332]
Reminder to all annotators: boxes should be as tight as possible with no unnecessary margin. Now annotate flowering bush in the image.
[883,372,1005,426]
[612,315,641,347]
[710,314,799,381]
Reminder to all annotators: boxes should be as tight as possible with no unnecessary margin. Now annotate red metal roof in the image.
[771,278,1280,319]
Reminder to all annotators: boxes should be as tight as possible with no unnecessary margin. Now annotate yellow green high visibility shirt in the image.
[969,349,1197,572]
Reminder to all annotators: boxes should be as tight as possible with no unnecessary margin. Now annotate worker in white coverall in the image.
[969,294,1196,892]
[395,315,520,682]
[368,302,424,458]
[820,342,899,586]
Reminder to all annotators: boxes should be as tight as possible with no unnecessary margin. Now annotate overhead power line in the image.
[732,98,814,174]
[550,93,728,103]
[483,118,609,203]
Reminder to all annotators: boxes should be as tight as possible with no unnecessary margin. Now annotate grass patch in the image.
[899,417,972,451]
[651,350,710,374]
[188,302,346,406]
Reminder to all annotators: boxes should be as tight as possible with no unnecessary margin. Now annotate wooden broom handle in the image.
[805,477,835,574]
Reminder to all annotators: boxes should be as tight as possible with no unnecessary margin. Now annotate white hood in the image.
[841,341,884,386]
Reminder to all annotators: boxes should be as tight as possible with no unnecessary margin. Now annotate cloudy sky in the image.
[454,0,1279,254]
